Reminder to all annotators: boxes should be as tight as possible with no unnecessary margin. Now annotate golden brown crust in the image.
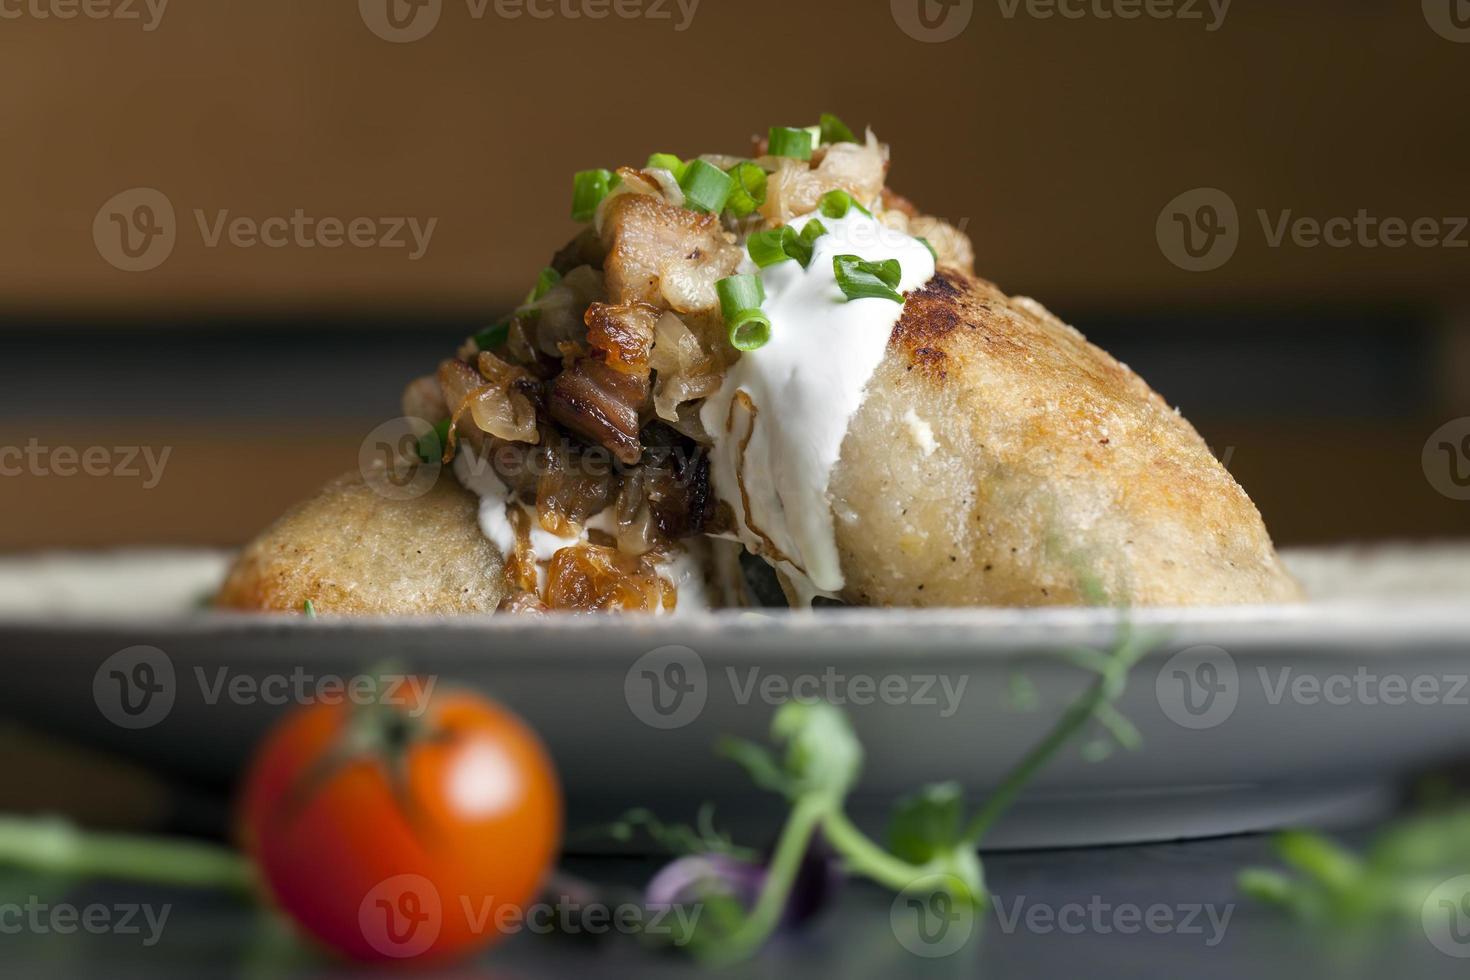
[831,270,1302,607]
[215,468,505,614]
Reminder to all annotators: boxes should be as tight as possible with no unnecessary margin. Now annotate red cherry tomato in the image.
[237,681,561,963]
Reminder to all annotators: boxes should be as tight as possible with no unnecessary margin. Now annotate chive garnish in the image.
[833,254,904,304]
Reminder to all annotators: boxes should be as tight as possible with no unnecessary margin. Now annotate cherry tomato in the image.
[237,679,561,963]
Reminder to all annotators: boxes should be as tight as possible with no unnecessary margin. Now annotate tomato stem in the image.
[0,815,254,894]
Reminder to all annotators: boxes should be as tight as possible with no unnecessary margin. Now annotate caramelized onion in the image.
[760,130,888,225]
[649,311,723,423]
[536,441,615,537]
[585,301,659,376]
[525,265,607,359]
[544,543,673,613]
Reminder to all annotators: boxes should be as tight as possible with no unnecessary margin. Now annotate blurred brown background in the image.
[1,0,1468,550]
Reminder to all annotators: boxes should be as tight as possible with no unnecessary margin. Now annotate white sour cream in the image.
[452,451,707,613]
[700,207,936,604]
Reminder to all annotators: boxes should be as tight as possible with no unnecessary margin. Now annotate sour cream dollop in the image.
[700,207,936,604]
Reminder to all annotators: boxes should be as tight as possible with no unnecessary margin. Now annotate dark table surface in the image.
[3,830,1464,980]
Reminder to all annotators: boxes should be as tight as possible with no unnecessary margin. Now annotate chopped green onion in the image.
[679,159,735,214]
[818,112,857,145]
[646,152,687,181]
[716,274,771,351]
[916,236,937,261]
[767,126,814,161]
[746,228,790,268]
[833,254,904,303]
[416,418,452,465]
[303,599,316,618]
[571,169,614,222]
[716,273,766,318]
[525,266,561,304]
[746,219,828,269]
[472,317,511,351]
[784,220,826,267]
[725,161,768,218]
[727,308,772,351]
[818,189,872,219]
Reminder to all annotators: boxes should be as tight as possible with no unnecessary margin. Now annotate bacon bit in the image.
[548,357,650,465]
[584,301,659,376]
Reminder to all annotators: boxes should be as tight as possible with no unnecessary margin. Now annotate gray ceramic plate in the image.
[2,543,1468,849]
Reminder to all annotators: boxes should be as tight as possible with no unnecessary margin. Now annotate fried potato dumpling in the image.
[830,270,1302,607]
[216,467,504,614]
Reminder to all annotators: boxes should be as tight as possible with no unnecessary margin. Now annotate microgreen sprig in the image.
[684,626,1155,964]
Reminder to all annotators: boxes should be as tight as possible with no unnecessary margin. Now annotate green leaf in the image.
[770,700,863,799]
[887,781,965,866]
[717,736,792,798]
[1275,830,1364,894]
[1237,868,1298,906]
